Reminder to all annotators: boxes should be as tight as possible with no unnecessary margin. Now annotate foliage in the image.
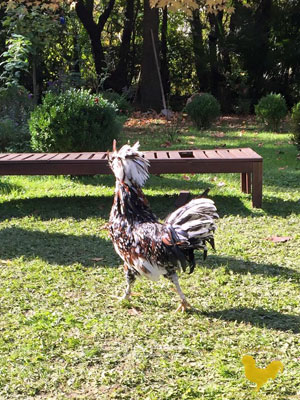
[0,85,33,151]
[101,90,133,116]
[255,94,288,131]
[184,93,220,129]
[0,117,31,152]
[149,0,238,15]
[0,118,15,150]
[0,33,31,87]
[0,85,34,125]
[291,102,300,151]
[29,88,122,152]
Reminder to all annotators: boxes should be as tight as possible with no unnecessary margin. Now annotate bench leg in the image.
[241,172,251,194]
[252,162,263,208]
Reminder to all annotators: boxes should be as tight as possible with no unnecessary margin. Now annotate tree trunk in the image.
[251,0,272,101]
[161,6,170,99]
[75,0,115,78]
[190,9,209,92]
[137,0,162,112]
[208,13,221,98]
[104,0,135,92]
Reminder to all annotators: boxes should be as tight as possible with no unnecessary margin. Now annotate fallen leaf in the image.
[161,141,171,148]
[91,257,104,262]
[258,143,263,147]
[217,181,226,187]
[212,132,225,138]
[128,308,140,316]
[278,166,288,170]
[183,175,191,181]
[266,236,292,243]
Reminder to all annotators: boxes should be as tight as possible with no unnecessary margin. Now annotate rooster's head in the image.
[108,140,150,187]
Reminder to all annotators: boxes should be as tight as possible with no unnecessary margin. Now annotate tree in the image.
[75,0,116,79]
[136,0,162,111]
[104,0,136,93]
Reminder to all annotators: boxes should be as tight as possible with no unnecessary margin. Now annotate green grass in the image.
[0,116,299,399]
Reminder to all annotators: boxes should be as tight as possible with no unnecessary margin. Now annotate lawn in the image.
[0,116,299,399]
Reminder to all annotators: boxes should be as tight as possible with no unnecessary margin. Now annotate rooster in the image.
[242,355,284,392]
[108,141,218,311]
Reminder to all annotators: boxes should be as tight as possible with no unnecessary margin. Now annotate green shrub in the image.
[255,93,287,131]
[291,102,300,151]
[0,118,31,152]
[0,118,15,151]
[184,93,220,129]
[29,89,122,152]
[0,85,34,126]
[101,91,133,116]
[0,85,33,151]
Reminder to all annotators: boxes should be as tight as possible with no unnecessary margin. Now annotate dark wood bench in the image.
[0,148,263,207]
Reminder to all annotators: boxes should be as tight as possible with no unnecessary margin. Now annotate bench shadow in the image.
[0,227,119,268]
[0,193,253,222]
[201,307,300,333]
[261,195,300,217]
[204,254,300,282]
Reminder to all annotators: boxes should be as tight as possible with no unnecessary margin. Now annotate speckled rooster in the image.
[108,141,218,311]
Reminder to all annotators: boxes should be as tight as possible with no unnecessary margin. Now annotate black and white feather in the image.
[108,141,219,310]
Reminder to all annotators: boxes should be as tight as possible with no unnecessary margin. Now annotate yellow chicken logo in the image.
[242,355,284,392]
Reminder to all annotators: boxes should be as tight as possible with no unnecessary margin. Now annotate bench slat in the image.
[192,150,208,159]
[203,150,223,159]
[154,151,169,159]
[167,151,182,159]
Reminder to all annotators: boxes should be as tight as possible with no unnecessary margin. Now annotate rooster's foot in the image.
[175,299,191,313]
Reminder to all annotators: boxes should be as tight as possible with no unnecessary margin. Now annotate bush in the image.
[255,93,287,131]
[0,118,31,152]
[0,118,15,151]
[184,93,220,129]
[291,102,300,151]
[29,89,122,152]
[0,85,34,125]
[0,85,33,151]
[101,91,133,116]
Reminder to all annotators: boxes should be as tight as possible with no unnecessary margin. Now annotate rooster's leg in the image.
[122,265,136,300]
[167,273,191,312]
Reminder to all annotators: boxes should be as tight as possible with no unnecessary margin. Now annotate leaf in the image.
[266,236,292,243]
[212,132,225,138]
[161,141,171,148]
[183,174,191,181]
[128,308,140,316]
[91,257,104,262]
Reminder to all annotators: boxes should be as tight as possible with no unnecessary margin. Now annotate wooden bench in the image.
[0,148,263,207]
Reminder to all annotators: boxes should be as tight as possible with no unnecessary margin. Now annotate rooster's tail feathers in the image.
[166,198,218,248]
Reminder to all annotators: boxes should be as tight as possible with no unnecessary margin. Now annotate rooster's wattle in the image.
[108,141,218,311]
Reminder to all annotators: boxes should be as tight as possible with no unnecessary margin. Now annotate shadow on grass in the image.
[202,307,300,333]
[0,196,113,222]
[261,196,300,216]
[0,227,119,268]
[1,191,299,222]
[206,255,300,282]
[0,193,254,222]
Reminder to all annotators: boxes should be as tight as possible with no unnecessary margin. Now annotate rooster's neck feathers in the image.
[109,141,150,188]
